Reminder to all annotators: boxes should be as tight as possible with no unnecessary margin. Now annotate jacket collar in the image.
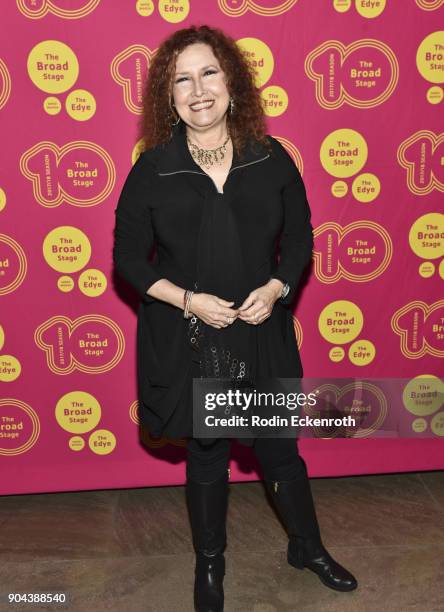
[154,119,269,174]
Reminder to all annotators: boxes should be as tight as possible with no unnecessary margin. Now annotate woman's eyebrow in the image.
[175,65,218,76]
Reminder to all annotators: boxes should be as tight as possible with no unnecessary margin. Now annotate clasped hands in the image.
[188,279,284,330]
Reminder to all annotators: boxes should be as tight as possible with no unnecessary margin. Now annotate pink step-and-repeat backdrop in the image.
[1,0,443,495]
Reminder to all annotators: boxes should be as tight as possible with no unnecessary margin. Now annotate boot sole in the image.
[288,551,358,592]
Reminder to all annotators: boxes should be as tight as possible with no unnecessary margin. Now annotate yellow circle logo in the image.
[319,300,364,345]
[412,418,427,434]
[402,376,443,417]
[426,85,443,104]
[57,275,75,292]
[136,0,155,16]
[348,340,376,366]
[329,346,345,362]
[0,355,21,382]
[355,0,386,18]
[0,187,6,211]
[43,226,91,273]
[89,429,116,454]
[320,129,368,178]
[352,173,381,203]
[236,37,274,88]
[55,391,101,434]
[44,96,62,115]
[418,261,435,278]
[78,269,107,297]
[261,86,288,117]
[416,31,444,84]
[27,40,79,93]
[431,412,444,436]
[331,180,348,198]
[159,0,189,22]
[333,0,352,12]
[69,436,85,451]
[408,213,444,260]
[65,89,96,121]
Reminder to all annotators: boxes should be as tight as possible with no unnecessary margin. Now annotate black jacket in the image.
[113,120,314,444]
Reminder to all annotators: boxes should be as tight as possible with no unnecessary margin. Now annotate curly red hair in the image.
[138,24,272,157]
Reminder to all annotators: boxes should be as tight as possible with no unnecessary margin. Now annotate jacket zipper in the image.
[158,154,270,194]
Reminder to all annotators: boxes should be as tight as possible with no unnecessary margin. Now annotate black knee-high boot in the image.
[264,457,357,592]
[185,468,230,612]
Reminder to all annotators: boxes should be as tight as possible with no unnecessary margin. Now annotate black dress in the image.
[113,120,314,447]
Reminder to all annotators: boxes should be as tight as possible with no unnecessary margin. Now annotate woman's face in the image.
[171,42,230,132]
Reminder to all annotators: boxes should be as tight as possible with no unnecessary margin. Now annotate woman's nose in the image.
[191,77,204,97]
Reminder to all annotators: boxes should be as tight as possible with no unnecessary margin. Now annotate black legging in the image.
[186,436,307,483]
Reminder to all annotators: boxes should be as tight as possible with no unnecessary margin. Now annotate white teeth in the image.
[190,100,214,110]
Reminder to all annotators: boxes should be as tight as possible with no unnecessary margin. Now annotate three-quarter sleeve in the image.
[113,152,163,304]
[270,138,314,305]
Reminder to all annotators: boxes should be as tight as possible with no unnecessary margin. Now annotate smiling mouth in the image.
[190,100,215,111]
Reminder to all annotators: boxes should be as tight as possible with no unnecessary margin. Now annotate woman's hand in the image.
[237,279,283,325]
[189,293,239,329]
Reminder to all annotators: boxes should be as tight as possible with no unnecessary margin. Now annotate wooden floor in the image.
[1,470,443,611]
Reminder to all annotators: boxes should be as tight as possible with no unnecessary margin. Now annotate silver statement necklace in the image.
[187,133,231,169]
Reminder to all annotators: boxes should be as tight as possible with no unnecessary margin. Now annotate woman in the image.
[113,24,357,612]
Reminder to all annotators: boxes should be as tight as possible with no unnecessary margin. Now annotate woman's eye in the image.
[175,70,217,83]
